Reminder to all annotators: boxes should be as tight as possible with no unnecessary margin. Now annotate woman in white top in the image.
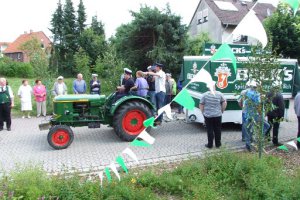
[18,80,33,118]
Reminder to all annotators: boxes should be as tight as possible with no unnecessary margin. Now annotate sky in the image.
[0,0,200,42]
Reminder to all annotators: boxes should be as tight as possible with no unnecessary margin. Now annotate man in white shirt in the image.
[0,78,14,131]
[144,63,166,125]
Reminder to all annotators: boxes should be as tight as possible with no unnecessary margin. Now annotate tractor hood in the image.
[53,94,106,105]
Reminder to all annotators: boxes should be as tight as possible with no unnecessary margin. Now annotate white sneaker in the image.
[37,115,41,118]
[27,116,31,119]
[22,116,25,119]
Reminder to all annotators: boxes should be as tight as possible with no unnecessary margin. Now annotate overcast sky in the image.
[0,0,200,42]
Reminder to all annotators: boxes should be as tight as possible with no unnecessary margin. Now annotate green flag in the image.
[131,139,151,147]
[143,117,155,128]
[104,167,112,182]
[278,145,289,151]
[211,43,237,73]
[297,137,300,142]
[116,156,128,174]
[173,89,195,110]
[283,0,299,16]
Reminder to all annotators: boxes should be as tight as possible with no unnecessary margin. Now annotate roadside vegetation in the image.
[0,151,299,199]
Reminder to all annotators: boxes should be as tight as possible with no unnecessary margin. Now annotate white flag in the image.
[110,162,121,181]
[231,10,268,48]
[157,104,173,120]
[286,141,298,150]
[190,68,215,94]
[137,130,155,145]
[122,147,139,164]
[98,171,104,187]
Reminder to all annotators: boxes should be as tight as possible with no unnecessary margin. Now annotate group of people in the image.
[201,78,300,152]
[115,63,178,126]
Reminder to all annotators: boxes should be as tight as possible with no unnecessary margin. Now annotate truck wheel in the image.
[47,125,74,150]
[113,101,152,141]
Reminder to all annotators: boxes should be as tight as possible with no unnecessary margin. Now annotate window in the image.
[233,35,248,43]
[203,9,208,23]
[214,1,238,11]
[197,11,203,25]
[17,53,21,60]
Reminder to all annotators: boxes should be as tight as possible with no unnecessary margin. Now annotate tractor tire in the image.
[47,125,74,150]
[113,101,153,141]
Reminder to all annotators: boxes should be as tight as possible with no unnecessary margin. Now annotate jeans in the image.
[148,91,156,108]
[245,118,270,148]
[242,112,247,140]
[164,95,172,105]
[155,91,166,122]
[204,116,222,147]
[297,117,300,148]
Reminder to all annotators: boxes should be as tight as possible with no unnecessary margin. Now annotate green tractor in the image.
[39,93,155,150]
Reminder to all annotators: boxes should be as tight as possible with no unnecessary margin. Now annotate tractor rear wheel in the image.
[113,101,153,141]
[47,125,74,150]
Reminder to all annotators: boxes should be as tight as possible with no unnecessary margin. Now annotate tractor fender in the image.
[110,95,155,116]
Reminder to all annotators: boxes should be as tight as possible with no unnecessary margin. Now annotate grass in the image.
[1,151,300,199]
[7,77,114,117]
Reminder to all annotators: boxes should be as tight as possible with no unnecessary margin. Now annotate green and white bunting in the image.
[98,171,104,187]
[110,162,121,181]
[122,147,139,164]
[137,130,155,145]
[104,167,112,182]
[297,137,300,142]
[131,139,151,147]
[174,89,195,110]
[286,141,298,150]
[211,43,237,72]
[158,104,173,120]
[116,156,128,174]
[278,145,289,151]
[143,117,155,128]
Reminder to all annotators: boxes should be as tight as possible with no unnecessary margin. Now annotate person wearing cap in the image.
[146,65,156,106]
[294,90,300,149]
[199,81,227,149]
[52,76,68,96]
[73,73,87,94]
[144,63,166,126]
[266,81,284,146]
[90,74,101,95]
[243,80,260,152]
[121,68,131,85]
[115,68,135,101]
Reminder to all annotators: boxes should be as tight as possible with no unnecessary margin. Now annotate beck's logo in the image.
[214,63,231,89]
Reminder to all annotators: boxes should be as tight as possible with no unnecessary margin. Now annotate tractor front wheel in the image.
[113,101,152,141]
[47,125,74,150]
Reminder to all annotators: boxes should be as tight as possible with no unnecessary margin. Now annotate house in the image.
[0,42,10,58]
[188,0,275,44]
[3,30,51,62]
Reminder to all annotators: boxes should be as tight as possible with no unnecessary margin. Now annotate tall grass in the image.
[1,151,299,199]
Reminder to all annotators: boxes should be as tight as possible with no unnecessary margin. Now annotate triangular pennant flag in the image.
[104,167,112,182]
[283,0,299,16]
[122,147,139,164]
[130,139,151,147]
[110,162,121,181]
[278,145,289,151]
[137,130,155,145]
[211,43,237,72]
[98,171,104,187]
[190,68,215,94]
[116,156,128,174]
[174,89,195,110]
[297,137,300,142]
[231,10,268,48]
[286,141,298,150]
[158,104,173,120]
[143,117,155,128]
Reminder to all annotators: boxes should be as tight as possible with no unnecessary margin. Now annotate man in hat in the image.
[90,74,101,94]
[121,68,131,85]
[144,63,166,126]
[52,76,68,96]
[146,65,156,106]
[115,68,134,101]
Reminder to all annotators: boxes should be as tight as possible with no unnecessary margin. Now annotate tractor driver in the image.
[115,68,134,101]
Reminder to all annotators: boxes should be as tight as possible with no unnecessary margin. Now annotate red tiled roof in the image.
[0,42,11,46]
[3,31,51,53]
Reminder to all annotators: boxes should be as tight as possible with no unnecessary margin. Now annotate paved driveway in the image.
[0,111,298,173]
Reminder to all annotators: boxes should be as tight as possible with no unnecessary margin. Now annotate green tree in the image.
[186,33,210,55]
[77,0,87,35]
[78,28,107,66]
[264,3,300,60]
[95,45,125,93]
[113,4,188,75]
[242,46,282,158]
[91,15,105,36]
[74,48,91,84]
[20,37,50,79]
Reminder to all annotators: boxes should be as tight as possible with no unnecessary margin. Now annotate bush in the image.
[0,57,34,78]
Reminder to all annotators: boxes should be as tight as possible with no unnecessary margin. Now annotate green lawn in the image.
[7,77,114,117]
